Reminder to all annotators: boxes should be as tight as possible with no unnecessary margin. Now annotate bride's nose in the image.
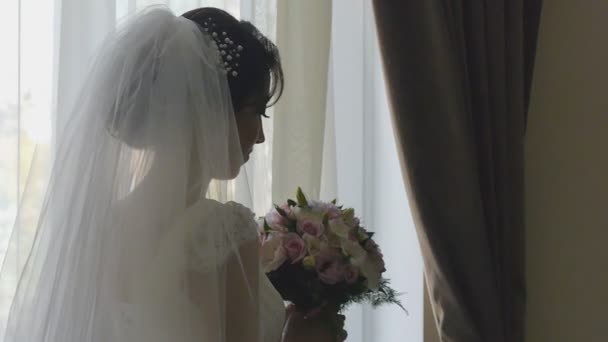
[256,119,266,144]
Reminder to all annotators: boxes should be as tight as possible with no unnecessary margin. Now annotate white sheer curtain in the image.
[271,0,331,202]
[323,0,424,341]
[0,0,56,299]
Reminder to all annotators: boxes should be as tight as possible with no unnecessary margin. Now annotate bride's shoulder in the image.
[223,201,258,229]
[183,199,255,223]
[182,199,259,243]
[183,199,259,271]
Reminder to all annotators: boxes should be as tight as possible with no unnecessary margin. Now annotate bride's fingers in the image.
[303,306,323,319]
[286,303,297,314]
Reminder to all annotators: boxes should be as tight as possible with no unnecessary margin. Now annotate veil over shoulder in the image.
[0,6,281,342]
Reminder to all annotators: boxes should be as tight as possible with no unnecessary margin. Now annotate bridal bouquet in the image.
[260,188,403,313]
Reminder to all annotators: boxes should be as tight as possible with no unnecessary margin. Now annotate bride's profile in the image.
[0,6,346,342]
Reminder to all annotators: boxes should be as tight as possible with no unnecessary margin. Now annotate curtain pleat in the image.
[372,1,542,341]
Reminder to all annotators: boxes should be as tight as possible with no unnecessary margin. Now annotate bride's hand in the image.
[282,304,347,342]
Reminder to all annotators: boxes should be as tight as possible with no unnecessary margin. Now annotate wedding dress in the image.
[113,194,286,342]
[0,6,284,341]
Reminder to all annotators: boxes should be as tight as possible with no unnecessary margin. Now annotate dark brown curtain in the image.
[372,1,542,341]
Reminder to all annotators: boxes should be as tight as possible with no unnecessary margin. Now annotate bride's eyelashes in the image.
[257,104,269,118]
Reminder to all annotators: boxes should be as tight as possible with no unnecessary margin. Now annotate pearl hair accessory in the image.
[202,18,243,77]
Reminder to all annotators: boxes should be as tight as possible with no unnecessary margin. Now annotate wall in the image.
[525,1,608,341]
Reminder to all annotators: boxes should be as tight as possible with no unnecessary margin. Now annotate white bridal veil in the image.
[0,6,261,341]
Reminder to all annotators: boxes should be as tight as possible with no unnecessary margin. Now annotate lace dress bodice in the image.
[116,199,285,342]
[186,200,286,342]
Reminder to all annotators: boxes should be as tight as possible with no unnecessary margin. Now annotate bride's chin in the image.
[212,163,243,181]
[209,151,248,180]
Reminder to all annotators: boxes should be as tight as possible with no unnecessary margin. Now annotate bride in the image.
[0,6,343,342]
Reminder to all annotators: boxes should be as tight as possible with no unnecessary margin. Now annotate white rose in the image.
[358,256,383,290]
[341,239,367,261]
[328,218,351,238]
[260,233,287,272]
[345,244,383,290]
[302,234,322,256]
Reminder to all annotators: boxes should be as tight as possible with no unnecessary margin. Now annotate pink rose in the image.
[283,233,307,263]
[328,208,342,220]
[297,219,324,237]
[323,204,342,220]
[319,263,345,285]
[295,208,325,237]
[315,248,346,285]
[308,200,326,211]
[344,265,360,284]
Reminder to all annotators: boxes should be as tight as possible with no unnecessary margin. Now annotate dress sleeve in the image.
[186,200,260,273]
[185,200,264,341]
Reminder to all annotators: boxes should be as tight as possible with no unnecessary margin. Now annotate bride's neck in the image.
[186,145,209,206]
[137,153,209,207]
[186,172,207,207]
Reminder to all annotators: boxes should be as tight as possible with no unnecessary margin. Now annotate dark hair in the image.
[182,8,284,112]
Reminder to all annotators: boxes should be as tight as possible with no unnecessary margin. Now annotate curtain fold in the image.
[372,1,542,341]
[272,0,332,202]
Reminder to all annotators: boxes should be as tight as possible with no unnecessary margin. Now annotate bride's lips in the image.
[243,148,253,161]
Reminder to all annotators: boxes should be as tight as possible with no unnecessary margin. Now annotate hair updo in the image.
[182,7,284,112]
[106,7,284,148]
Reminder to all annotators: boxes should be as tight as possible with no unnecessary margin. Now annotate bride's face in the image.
[234,101,266,162]
[233,74,270,162]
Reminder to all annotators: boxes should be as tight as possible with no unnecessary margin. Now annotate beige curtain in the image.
[272,0,332,202]
[372,1,542,341]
